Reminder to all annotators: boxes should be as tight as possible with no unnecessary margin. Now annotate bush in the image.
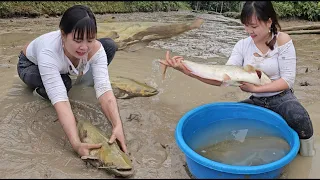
[271,1,319,21]
[185,1,320,21]
[0,1,192,18]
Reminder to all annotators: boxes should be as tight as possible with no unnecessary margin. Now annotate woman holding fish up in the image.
[17,5,128,157]
[161,1,314,157]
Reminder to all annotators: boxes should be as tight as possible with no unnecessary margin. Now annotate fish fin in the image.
[223,74,231,81]
[81,155,99,160]
[81,156,104,168]
[221,74,231,87]
[98,165,117,169]
[243,64,256,73]
[117,93,129,99]
[158,59,168,80]
[105,168,135,178]
[244,64,263,80]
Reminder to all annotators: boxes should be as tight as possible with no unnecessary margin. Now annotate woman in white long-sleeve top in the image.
[17,5,128,157]
[161,1,315,157]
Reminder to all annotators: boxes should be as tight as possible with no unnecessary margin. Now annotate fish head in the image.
[77,119,135,177]
[96,143,135,177]
[111,76,159,99]
[135,82,159,97]
[244,65,272,85]
[256,70,272,85]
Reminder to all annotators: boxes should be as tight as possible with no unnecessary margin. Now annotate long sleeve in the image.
[38,49,69,105]
[90,46,113,99]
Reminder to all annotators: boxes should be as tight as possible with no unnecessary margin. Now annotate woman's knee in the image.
[239,98,254,104]
[19,66,43,89]
[97,38,117,65]
[277,100,313,139]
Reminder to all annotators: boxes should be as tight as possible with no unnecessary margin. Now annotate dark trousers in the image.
[240,89,314,139]
[17,38,117,99]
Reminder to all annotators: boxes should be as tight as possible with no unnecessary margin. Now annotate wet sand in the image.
[0,11,319,178]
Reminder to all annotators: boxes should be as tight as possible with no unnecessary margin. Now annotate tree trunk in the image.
[220,1,224,13]
[281,24,320,31]
[286,29,320,35]
[196,1,199,11]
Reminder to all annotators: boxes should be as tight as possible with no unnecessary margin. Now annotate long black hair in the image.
[59,5,97,40]
[240,1,281,50]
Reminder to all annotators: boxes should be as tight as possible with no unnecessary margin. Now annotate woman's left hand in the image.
[239,82,258,93]
[108,124,128,154]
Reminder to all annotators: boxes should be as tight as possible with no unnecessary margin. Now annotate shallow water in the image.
[189,118,291,166]
[196,136,290,166]
[0,11,319,178]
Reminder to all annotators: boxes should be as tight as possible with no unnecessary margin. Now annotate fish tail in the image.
[158,60,169,80]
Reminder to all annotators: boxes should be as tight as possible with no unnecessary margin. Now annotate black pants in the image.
[17,38,117,99]
[240,89,314,139]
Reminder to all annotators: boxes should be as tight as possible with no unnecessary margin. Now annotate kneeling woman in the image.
[17,5,127,157]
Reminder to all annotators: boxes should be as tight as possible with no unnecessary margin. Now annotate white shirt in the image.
[226,33,296,97]
[26,30,112,105]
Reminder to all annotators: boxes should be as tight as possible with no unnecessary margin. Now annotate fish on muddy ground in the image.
[111,76,159,99]
[97,18,204,52]
[159,58,272,86]
[77,119,134,178]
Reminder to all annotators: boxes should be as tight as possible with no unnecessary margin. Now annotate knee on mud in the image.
[276,100,314,139]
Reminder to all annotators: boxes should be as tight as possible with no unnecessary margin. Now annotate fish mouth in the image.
[107,168,135,178]
[147,89,159,96]
[151,89,159,94]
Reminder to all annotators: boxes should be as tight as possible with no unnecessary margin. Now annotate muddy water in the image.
[0,11,319,178]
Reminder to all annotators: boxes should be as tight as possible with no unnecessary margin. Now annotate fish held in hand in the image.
[77,119,134,178]
[159,59,271,86]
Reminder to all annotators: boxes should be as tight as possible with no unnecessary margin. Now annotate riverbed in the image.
[0,10,319,178]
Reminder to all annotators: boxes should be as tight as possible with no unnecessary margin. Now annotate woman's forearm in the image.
[186,72,223,86]
[54,101,81,151]
[98,90,122,128]
[255,78,289,93]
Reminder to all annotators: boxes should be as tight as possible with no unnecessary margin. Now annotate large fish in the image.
[159,59,272,86]
[77,119,134,177]
[97,18,204,51]
[111,76,159,99]
[196,136,290,166]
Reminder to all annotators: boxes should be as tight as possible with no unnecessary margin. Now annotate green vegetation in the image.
[0,1,191,18]
[273,1,320,21]
[0,1,319,21]
[188,1,320,21]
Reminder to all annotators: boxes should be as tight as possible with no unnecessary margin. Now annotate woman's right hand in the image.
[163,51,191,76]
[75,142,102,157]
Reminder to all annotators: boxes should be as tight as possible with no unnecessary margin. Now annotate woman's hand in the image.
[75,142,102,157]
[239,82,259,93]
[98,91,128,154]
[163,51,191,76]
[108,124,128,154]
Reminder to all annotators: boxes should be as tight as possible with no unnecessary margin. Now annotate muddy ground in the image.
[0,11,319,178]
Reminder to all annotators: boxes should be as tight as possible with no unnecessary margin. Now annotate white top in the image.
[226,33,296,97]
[26,30,112,105]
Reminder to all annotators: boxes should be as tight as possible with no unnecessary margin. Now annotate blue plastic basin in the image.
[175,102,300,179]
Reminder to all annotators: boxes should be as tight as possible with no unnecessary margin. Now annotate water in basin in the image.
[187,118,291,166]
